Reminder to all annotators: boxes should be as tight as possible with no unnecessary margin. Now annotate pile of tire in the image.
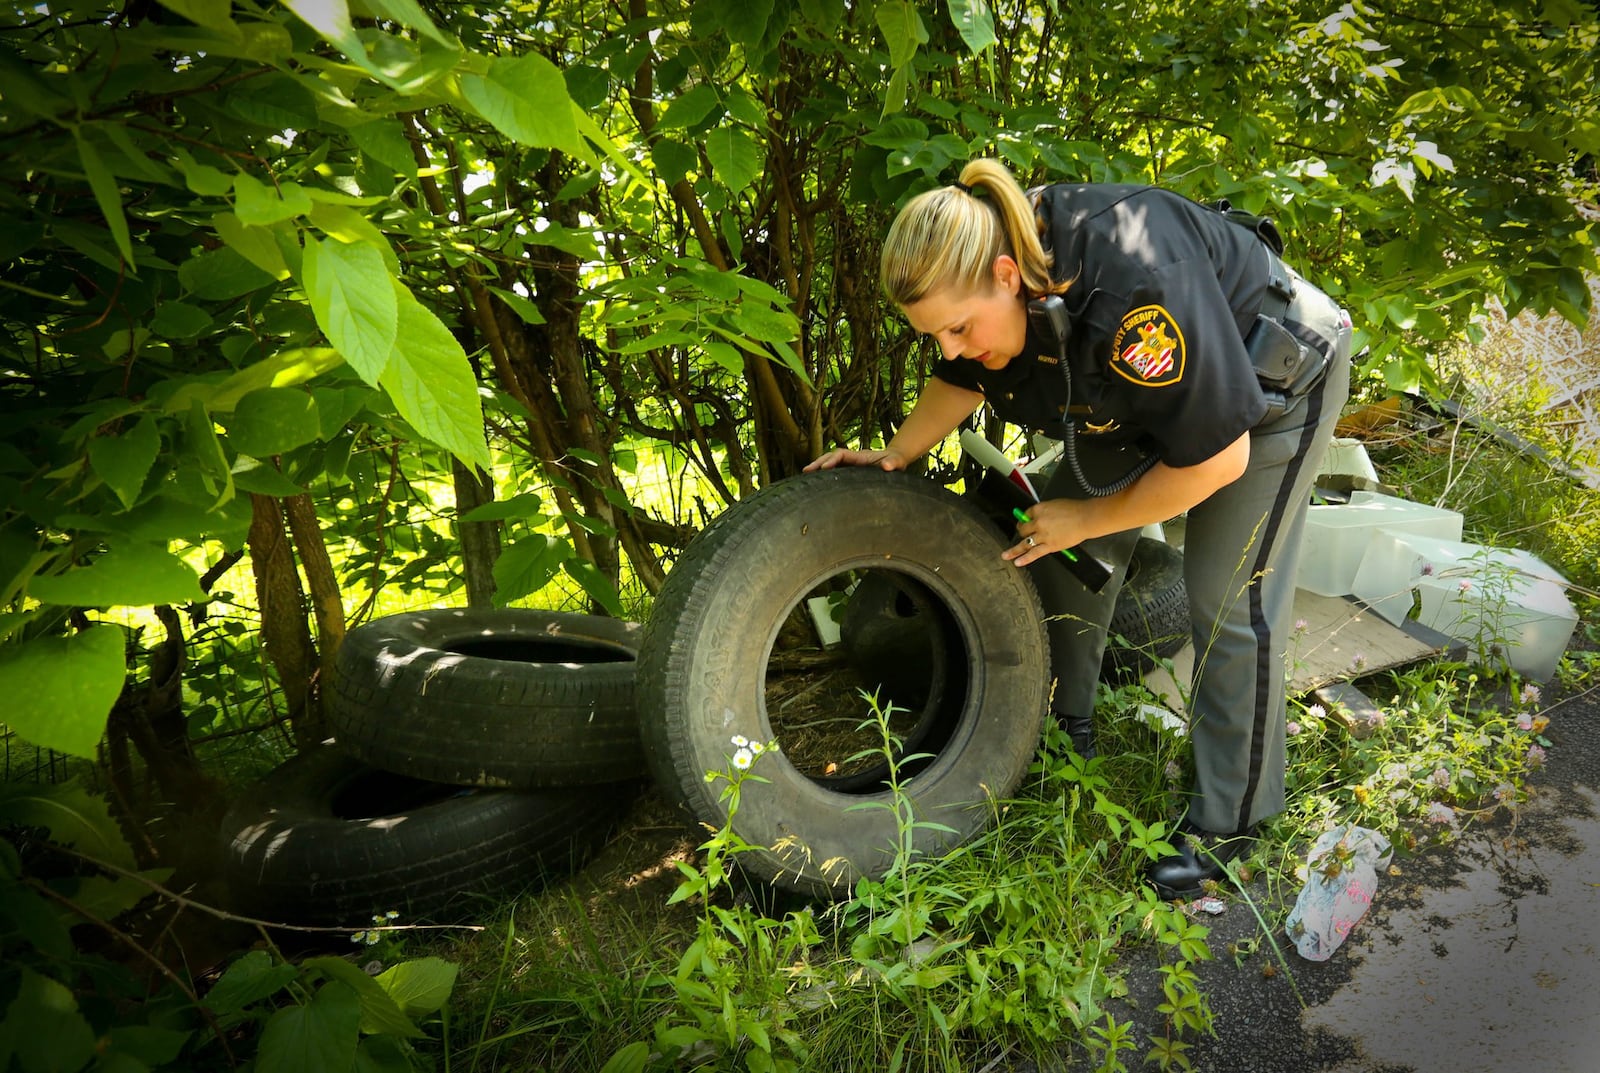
[218,609,645,926]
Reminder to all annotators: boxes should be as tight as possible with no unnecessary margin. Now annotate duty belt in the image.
[1246,245,1334,423]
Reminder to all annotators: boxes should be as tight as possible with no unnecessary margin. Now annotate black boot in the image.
[1052,712,1096,759]
[1145,821,1255,900]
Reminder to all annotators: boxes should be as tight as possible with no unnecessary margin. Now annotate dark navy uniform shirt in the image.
[933,184,1275,475]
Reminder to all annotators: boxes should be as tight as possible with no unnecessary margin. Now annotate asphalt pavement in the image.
[1052,673,1600,1073]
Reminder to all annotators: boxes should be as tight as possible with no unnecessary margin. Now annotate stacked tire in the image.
[218,609,645,926]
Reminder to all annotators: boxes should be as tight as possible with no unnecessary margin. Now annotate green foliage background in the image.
[3,0,1595,759]
[0,1,1595,1069]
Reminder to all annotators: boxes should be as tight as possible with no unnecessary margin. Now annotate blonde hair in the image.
[879,158,1062,307]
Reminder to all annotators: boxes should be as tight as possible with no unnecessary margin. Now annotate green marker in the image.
[1012,507,1079,561]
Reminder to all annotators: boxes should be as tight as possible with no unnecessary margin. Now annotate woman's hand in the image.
[803,447,909,472]
[1001,498,1089,567]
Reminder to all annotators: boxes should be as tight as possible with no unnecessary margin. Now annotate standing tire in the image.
[327,608,644,789]
[1101,537,1189,682]
[637,468,1050,898]
[219,745,634,925]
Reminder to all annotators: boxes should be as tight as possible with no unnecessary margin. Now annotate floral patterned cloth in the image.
[1285,825,1393,961]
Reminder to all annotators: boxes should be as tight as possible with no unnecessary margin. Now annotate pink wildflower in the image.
[1426,802,1456,826]
[1525,744,1547,768]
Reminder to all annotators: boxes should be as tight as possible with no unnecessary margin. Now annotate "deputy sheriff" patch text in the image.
[1109,305,1185,387]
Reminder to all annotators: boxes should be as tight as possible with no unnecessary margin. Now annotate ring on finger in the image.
[1025,535,1036,548]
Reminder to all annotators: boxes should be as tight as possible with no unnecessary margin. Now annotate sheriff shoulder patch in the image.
[1109,305,1185,387]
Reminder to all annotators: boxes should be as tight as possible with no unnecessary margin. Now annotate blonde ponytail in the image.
[879,158,1062,307]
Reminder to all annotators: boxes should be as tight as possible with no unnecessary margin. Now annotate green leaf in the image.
[563,558,624,618]
[658,84,721,130]
[379,282,490,470]
[702,340,744,373]
[214,211,292,281]
[947,0,997,54]
[202,952,301,1015]
[492,535,571,605]
[598,1042,651,1073]
[227,387,322,458]
[487,286,545,326]
[69,871,163,923]
[305,957,424,1039]
[178,246,277,301]
[255,980,362,1073]
[876,0,928,66]
[0,48,69,120]
[150,301,214,340]
[281,0,365,65]
[186,347,345,414]
[359,0,455,45]
[720,0,774,44]
[356,1034,413,1073]
[172,149,237,196]
[727,301,798,344]
[154,0,240,34]
[460,492,542,522]
[303,237,399,384]
[0,883,74,960]
[0,969,97,1073]
[74,131,136,267]
[652,139,698,186]
[0,780,139,868]
[102,1025,192,1067]
[234,172,314,226]
[374,957,459,1018]
[231,456,309,497]
[30,543,207,608]
[705,127,760,193]
[460,53,580,154]
[0,627,125,758]
[88,415,161,510]
[183,399,235,503]
[348,119,418,177]
[309,203,398,273]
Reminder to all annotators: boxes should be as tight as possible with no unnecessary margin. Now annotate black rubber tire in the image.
[1101,537,1189,682]
[636,468,1050,899]
[838,571,955,720]
[327,608,644,789]
[219,745,635,925]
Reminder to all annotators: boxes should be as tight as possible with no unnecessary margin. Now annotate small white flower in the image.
[732,747,754,771]
[1306,703,1327,721]
[730,734,750,748]
[749,741,765,755]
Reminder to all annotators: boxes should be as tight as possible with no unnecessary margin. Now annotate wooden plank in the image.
[1140,590,1452,716]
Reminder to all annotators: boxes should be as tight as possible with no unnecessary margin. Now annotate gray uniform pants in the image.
[1024,281,1352,834]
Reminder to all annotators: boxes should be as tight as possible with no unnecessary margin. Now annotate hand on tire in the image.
[803,447,908,472]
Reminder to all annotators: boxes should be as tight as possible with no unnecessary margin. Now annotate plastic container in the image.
[1351,533,1576,680]
[1296,493,1464,597]
[1316,437,1380,486]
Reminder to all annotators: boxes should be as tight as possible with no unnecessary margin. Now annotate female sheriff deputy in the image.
[805,158,1352,899]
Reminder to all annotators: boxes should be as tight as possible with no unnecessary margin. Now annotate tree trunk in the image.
[451,456,501,608]
[248,494,321,746]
